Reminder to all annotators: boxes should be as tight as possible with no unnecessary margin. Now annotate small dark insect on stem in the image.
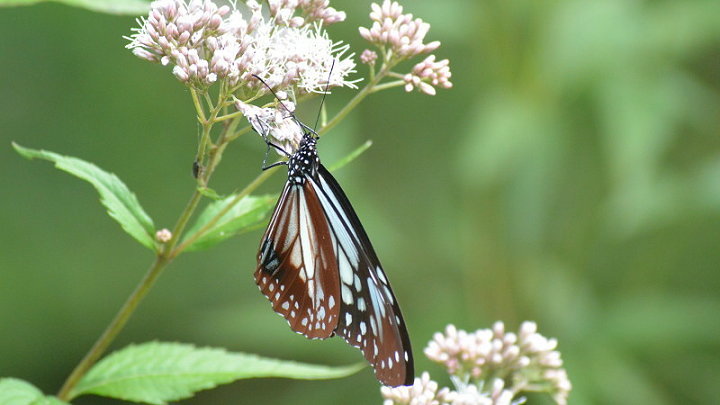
[192,159,201,179]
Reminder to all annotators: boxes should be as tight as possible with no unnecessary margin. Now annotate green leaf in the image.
[181,194,275,251]
[327,140,373,172]
[0,0,150,15]
[13,143,156,250]
[0,378,69,405]
[197,186,224,200]
[70,342,364,404]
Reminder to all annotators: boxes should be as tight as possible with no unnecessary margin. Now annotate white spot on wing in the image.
[298,188,315,279]
[376,266,388,284]
[341,284,353,304]
[338,251,353,284]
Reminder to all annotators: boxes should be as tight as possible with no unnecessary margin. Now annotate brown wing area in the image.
[255,183,341,339]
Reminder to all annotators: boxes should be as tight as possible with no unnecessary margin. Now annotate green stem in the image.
[225,124,251,142]
[172,168,277,256]
[57,256,169,400]
[370,80,405,94]
[319,63,394,137]
[57,91,234,400]
[190,88,207,123]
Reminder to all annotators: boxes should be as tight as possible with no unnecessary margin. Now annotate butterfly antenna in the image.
[313,59,336,133]
[251,74,298,118]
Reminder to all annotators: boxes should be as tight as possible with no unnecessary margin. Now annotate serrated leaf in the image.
[0,378,69,405]
[13,143,156,250]
[181,194,275,252]
[70,342,364,404]
[0,0,150,15]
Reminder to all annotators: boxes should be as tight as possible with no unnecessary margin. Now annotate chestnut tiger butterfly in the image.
[250,78,414,387]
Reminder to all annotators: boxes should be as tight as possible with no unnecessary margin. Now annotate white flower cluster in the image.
[381,372,516,405]
[126,0,356,93]
[358,0,451,96]
[359,0,440,58]
[424,322,571,405]
[268,0,346,27]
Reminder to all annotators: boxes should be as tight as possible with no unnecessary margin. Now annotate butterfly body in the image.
[255,132,414,386]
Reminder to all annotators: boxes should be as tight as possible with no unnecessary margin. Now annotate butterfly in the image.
[253,118,414,387]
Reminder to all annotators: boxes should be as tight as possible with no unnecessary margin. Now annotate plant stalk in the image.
[57,256,169,400]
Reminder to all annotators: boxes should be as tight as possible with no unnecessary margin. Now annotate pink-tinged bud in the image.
[155,228,172,243]
[424,40,440,53]
[177,30,191,45]
[166,22,179,38]
[358,26,372,42]
[418,82,435,95]
[289,16,305,27]
[132,48,158,62]
[208,14,223,29]
[172,65,189,81]
[360,49,377,65]
[157,35,171,50]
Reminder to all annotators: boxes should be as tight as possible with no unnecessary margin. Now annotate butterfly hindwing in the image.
[309,165,414,386]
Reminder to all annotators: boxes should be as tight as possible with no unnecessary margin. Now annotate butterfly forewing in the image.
[256,182,340,339]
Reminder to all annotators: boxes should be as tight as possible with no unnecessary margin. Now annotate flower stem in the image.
[57,256,169,400]
[172,167,277,256]
[320,64,393,136]
[56,99,234,400]
[370,80,405,94]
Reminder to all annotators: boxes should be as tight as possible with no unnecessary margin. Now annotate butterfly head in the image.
[287,132,320,184]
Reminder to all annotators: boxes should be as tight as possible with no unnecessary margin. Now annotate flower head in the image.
[269,0,347,27]
[404,55,452,95]
[126,0,356,93]
[361,49,379,65]
[381,372,449,405]
[359,0,440,59]
[155,228,172,243]
[244,22,358,94]
[381,373,516,405]
[424,322,571,405]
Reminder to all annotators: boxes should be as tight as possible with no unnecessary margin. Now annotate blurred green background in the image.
[1,0,719,404]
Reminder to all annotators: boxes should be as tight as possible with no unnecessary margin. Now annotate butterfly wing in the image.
[308,165,414,387]
[255,181,341,339]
